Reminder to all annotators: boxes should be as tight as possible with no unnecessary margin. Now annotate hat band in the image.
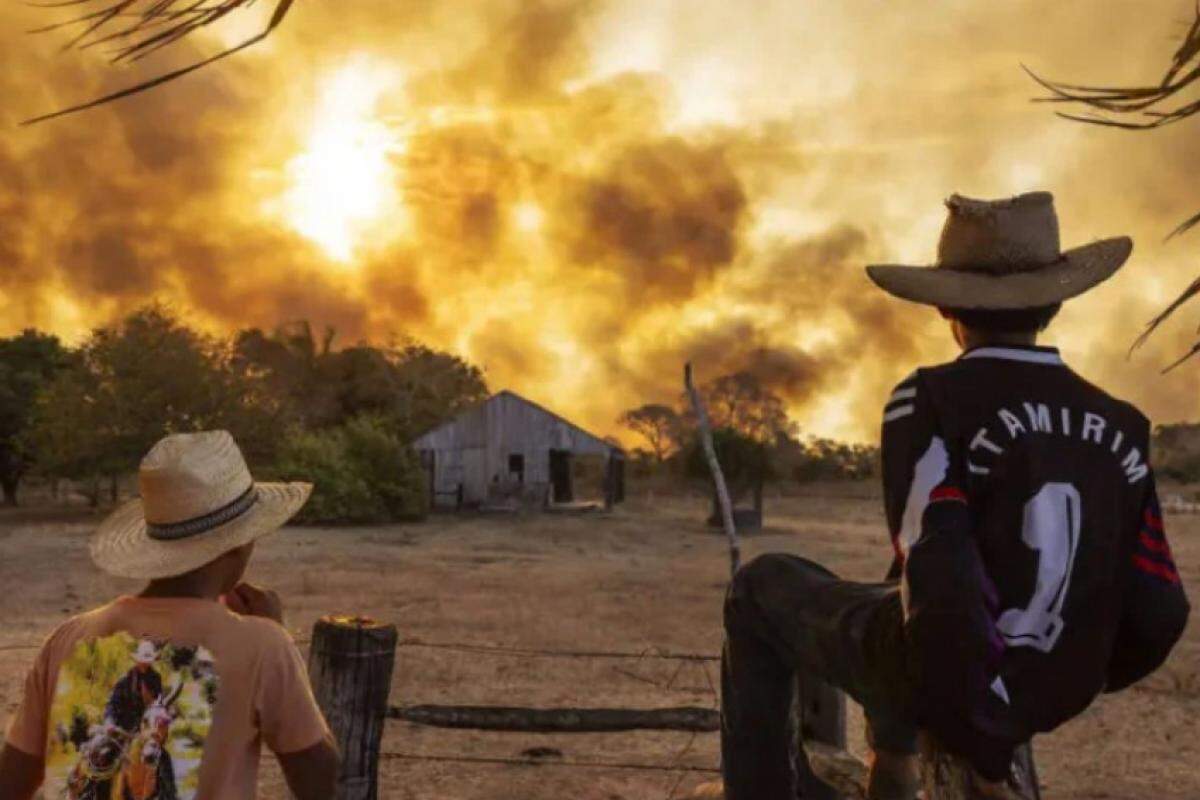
[146,485,259,541]
[937,254,1066,276]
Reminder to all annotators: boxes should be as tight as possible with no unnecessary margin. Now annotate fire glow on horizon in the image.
[4,0,1200,446]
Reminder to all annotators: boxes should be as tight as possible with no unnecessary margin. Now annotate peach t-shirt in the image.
[4,596,329,799]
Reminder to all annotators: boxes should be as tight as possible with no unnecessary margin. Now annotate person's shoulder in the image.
[230,613,301,652]
[1063,366,1151,432]
[34,602,122,659]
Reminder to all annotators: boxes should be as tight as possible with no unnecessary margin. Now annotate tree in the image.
[692,372,798,443]
[26,305,279,497]
[1029,9,1200,366]
[232,324,489,440]
[0,331,71,505]
[618,404,682,462]
[271,415,429,524]
[685,426,775,508]
[381,344,489,440]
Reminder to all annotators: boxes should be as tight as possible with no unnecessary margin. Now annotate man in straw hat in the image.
[719,192,1190,799]
[0,430,339,799]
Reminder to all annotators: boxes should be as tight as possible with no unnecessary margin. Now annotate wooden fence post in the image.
[794,673,847,799]
[921,736,1041,800]
[307,615,398,800]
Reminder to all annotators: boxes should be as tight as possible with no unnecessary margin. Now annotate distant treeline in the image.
[1153,423,1200,483]
[617,371,880,508]
[0,305,885,524]
[0,305,488,522]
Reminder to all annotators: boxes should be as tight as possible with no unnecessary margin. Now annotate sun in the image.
[281,58,403,263]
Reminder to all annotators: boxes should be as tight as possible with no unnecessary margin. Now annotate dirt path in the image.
[1,486,1196,798]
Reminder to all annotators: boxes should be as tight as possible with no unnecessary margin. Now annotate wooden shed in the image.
[412,390,626,510]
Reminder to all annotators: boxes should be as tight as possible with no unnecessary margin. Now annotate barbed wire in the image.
[392,638,720,663]
[0,637,722,661]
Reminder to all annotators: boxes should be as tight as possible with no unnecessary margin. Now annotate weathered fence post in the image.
[794,673,847,800]
[306,615,398,800]
[921,735,1041,800]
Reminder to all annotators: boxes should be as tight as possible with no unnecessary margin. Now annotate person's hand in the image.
[223,582,284,625]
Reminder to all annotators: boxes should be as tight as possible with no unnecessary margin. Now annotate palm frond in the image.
[24,0,295,124]
[1030,7,1200,366]
[1129,276,1200,357]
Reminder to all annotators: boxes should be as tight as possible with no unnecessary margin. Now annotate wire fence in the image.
[0,636,721,662]
[0,632,725,792]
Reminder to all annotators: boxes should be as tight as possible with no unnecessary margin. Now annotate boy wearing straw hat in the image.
[720,193,1190,799]
[0,430,339,800]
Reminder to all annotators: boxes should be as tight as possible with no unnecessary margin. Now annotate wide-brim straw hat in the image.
[92,430,311,580]
[866,191,1132,309]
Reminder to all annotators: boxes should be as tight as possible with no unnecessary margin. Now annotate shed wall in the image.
[413,392,617,506]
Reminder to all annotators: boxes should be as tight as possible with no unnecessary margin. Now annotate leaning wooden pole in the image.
[684,362,740,576]
[307,615,398,800]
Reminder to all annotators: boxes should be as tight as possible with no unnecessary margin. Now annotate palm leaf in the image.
[1029,7,1200,366]
[24,0,295,124]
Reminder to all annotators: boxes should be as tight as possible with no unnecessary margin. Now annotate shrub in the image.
[272,415,428,524]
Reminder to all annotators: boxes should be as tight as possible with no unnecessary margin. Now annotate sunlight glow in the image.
[513,202,544,234]
[282,58,402,262]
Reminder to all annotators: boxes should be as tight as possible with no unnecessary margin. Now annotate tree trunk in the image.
[110,475,119,504]
[306,616,397,800]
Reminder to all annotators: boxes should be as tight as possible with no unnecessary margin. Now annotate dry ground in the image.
[1,483,1197,799]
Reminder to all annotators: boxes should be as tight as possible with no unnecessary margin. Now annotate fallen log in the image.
[389,704,721,733]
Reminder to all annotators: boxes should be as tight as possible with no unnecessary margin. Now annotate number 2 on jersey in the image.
[996,482,1082,653]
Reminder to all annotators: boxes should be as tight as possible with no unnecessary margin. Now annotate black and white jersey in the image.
[881,344,1189,755]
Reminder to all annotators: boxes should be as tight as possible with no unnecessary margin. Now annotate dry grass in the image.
[1,484,1197,799]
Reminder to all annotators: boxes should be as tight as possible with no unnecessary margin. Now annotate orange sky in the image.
[2,0,1199,444]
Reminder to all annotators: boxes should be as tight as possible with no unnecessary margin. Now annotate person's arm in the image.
[1106,474,1190,692]
[0,743,43,800]
[888,377,1013,780]
[277,730,341,800]
[236,583,340,797]
[0,625,60,798]
[881,370,942,578]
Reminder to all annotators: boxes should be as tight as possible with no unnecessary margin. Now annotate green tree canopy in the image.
[0,330,72,504]
[685,426,775,504]
[26,306,281,486]
[232,323,488,439]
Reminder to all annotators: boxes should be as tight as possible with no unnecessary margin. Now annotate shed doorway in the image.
[549,449,573,503]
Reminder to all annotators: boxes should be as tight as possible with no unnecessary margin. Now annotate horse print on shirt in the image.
[43,632,219,800]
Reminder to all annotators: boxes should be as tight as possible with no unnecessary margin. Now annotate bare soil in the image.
[1,483,1196,799]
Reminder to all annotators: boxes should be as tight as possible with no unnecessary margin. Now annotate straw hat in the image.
[133,640,158,665]
[92,431,311,580]
[866,192,1132,309]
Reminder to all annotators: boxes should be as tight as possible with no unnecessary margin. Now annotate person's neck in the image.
[139,574,223,601]
[960,330,1040,352]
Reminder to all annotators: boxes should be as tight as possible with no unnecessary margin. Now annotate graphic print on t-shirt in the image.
[43,632,219,800]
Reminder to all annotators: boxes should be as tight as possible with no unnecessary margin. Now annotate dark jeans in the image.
[721,553,918,800]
